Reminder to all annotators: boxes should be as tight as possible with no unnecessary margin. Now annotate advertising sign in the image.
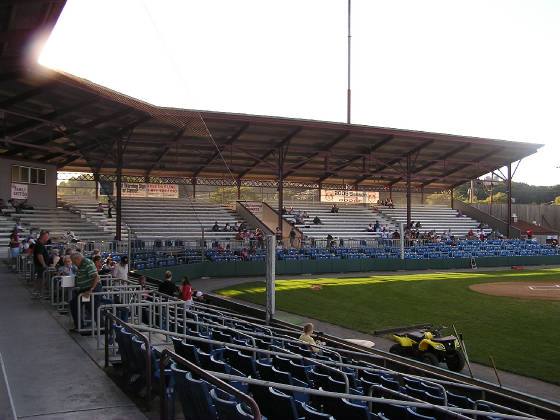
[120,183,178,198]
[244,201,263,215]
[321,189,379,204]
[10,182,28,200]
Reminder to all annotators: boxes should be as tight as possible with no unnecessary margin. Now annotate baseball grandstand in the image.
[0,1,559,420]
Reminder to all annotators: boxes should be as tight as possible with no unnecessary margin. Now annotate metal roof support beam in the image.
[0,82,55,108]
[422,147,503,188]
[238,127,300,179]
[115,136,123,241]
[193,123,249,177]
[317,155,362,183]
[6,96,99,140]
[278,146,284,234]
[283,131,350,177]
[144,126,187,176]
[3,108,133,156]
[507,163,512,238]
[406,154,411,228]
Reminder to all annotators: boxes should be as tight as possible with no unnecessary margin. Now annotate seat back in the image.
[266,387,300,420]
[184,372,218,419]
[298,402,334,420]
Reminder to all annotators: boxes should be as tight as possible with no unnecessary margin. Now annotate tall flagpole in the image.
[347,0,351,124]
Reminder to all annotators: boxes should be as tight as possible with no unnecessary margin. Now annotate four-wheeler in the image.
[388,325,466,372]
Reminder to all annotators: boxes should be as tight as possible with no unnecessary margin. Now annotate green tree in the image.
[554,196,560,205]
[210,186,261,204]
[478,192,508,203]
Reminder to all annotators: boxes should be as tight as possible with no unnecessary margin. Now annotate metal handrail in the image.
[104,311,151,410]
[159,350,262,420]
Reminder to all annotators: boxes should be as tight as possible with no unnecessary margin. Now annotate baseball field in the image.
[215,268,560,384]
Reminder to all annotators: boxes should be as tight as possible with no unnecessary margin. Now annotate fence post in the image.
[265,235,275,324]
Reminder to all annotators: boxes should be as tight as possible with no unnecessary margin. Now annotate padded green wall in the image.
[138,255,560,281]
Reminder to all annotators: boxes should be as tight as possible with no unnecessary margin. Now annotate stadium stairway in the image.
[0,213,29,248]
[376,205,491,237]
[0,265,146,420]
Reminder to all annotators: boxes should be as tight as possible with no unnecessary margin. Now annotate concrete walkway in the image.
[191,268,560,405]
[0,266,146,420]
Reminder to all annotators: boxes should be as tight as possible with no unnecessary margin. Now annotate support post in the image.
[347,0,351,124]
[278,147,284,236]
[489,173,494,216]
[116,138,123,241]
[450,188,454,209]
[507,163,512,238]
[406,154,411,228]
[265,235,276,324]
[94,173,99,200]
[192,177,197,199]
[420,186,424,205]
[237,178,241,200]
[400,222,404,260]
[389,186,393,200]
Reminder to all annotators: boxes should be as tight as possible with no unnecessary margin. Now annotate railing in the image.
[159,350,262,420]
[103,312,152,410]
[452,200,521,238]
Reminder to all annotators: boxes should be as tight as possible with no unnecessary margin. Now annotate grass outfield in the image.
[215,268,560,384]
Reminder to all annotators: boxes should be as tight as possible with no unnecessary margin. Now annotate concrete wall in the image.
[0,157,57,208]
[473,203,560,232]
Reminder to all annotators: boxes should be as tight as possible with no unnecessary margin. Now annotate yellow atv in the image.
[388,325,465,372]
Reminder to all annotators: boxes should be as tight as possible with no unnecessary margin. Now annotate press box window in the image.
[11,166,46,185]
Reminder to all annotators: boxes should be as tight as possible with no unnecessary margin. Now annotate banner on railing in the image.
[120,183,178,198]
[321,189,379,204]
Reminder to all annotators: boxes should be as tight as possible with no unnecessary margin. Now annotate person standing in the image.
[9,227,20,271]
[70,252,100,330]
[289,228,296,248]
[158,271,177,297]
[31,230,50,298]
[107,200,113,218]
[179,276,193,307]
[111,256,128,282]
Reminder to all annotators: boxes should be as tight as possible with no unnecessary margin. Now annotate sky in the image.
[39,0,560,186]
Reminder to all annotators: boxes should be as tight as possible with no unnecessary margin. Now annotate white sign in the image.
[10,183,28,200]
[121,183,178,198]
[321,189,379,204]
[244,201,263,215]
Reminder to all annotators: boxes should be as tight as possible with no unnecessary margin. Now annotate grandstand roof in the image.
[0,0,543,192]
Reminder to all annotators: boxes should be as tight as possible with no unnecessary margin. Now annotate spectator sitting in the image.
[392,230,400,239]
[366,223,374,232]
[233,222,239,231]
[211,221,220,232]
[467,229,475,239]
[58,255,77,276]
[330,204,339,213]
[158,270,177,297]
[313,216,322,225]
[0,198,9,209]
[415,221,422,229]
[224,223,232,232]
[282,206,287,215]
[299,323,325,354]
[386,199,394,208]
[241,248,249,260]
[235,231,244,240]
[107,200,113,218]
[275,227,282,243]
[374,221,381,231]
[302,211,309,218]
[288,206,294,214]
[96,202,104,213]
[65,230,78,243]
[456,211,463,217]
[294,214,302,224]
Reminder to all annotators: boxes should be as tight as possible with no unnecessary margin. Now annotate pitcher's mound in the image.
[470,282,560,300]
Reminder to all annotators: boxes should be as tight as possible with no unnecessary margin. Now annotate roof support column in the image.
[115,137,123,241]
[389,186,392,200]
[420,186,424,205]
[406,154,411,228]
[192,177,197,199]
[94,173,99,201]
[237,178,241,200]
[450,188,454,209]
[318,182,322,205]
[507,163,512,238]
[278,147,285,235]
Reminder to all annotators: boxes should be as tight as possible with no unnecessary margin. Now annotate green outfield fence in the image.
[137,255,560,281]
